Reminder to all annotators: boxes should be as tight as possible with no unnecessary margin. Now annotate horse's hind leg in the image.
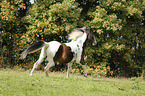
[44,59,55,77]
[30,48,46,76]
[82,64,87,77]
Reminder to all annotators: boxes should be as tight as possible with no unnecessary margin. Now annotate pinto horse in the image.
[20,27,97,78]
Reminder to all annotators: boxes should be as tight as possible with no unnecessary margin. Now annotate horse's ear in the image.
[87,27,91,31]
[80,27,86,31]
[86,27,91,34]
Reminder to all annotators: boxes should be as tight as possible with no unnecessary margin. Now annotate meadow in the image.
[0,68,145,96]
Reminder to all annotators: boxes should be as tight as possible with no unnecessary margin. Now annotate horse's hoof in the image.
[45,72,49,77]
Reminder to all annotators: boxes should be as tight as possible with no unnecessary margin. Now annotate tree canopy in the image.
[1,0,145,78]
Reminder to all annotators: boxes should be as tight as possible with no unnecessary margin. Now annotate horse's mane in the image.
[68,27,86,41]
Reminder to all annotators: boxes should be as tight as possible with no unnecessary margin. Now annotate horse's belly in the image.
[53,43,74,63]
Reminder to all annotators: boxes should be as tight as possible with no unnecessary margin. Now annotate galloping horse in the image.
[20,27,97,78]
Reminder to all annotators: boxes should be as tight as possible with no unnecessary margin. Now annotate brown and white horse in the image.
[20,27,97,78]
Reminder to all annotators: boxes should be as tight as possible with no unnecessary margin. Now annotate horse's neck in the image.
[66,33,87,48]
[76,33,87,45]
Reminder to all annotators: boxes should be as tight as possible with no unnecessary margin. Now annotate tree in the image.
[84,0,145,77]
[0,0,29,67]
[21,0,82,43]
[1,0,145,77]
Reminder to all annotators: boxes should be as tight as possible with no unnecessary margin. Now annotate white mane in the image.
[68,27,86,41]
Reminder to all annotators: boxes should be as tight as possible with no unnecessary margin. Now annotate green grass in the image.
[0,69,145,96]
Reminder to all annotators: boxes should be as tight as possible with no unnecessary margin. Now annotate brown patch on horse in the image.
[86,27,93,40]
[86,27,97,45]
[85,27,91,34]
[53,43,74,63]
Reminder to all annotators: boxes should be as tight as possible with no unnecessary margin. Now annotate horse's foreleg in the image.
[30,48,46,76]
[76,57,87,77]
[77,62,87,77]
[77,56,87,77]
[67,63,73,78]
[82,64,87,77]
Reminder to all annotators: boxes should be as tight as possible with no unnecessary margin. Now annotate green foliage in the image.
[0,0,28,66]
[1,0,145,77]
[87,6,122,32]
[22,0,82,43]
[84,0,145,77]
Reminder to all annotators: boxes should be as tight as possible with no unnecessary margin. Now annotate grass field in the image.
[0,68,145,96]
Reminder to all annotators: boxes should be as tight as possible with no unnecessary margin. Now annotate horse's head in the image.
[85,27,97,46]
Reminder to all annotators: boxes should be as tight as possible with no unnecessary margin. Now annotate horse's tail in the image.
[20,41,48,59]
